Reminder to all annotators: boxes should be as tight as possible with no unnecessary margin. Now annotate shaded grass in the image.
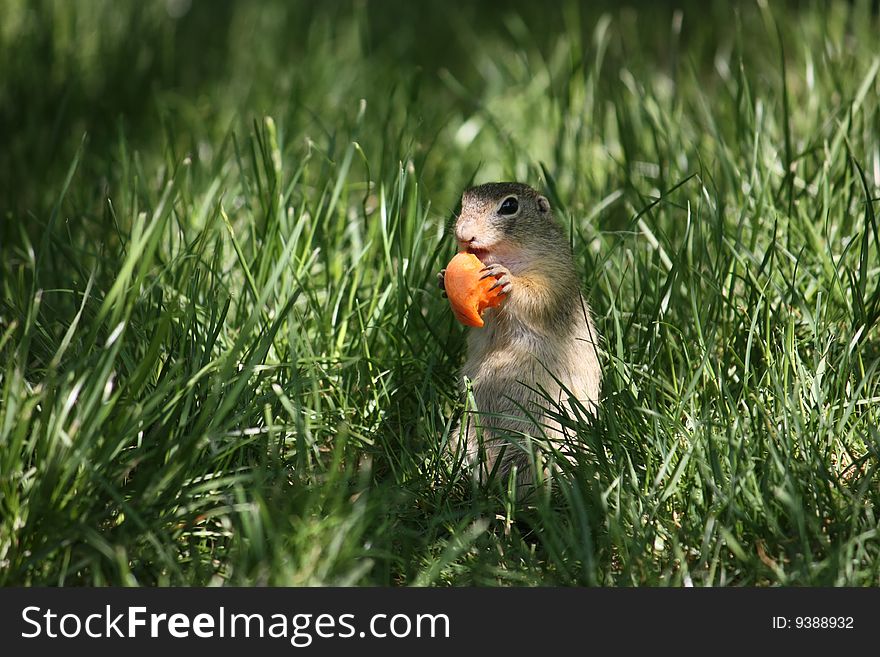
[1,0,879,585]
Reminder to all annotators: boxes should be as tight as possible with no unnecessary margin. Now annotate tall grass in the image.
[1,0,879,585]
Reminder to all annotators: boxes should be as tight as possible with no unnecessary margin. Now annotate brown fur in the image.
[442,182,601,496]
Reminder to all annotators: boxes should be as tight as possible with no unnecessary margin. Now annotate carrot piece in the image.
[444,252,506,328]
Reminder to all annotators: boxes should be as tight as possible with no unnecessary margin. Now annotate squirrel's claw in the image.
[437,269,447,297]
[488,278,512,295]
[481,264,513,295]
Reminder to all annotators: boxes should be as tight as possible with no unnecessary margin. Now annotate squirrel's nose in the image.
[456,233,477,246]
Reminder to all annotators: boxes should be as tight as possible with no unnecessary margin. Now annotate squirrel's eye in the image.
[498,197,519,216]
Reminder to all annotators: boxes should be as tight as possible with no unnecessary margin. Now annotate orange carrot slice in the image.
[445,252,506,328]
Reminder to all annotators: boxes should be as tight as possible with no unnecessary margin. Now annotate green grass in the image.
[1,0,879,586]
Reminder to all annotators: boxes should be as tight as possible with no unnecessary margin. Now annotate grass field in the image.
[2,0,879,586]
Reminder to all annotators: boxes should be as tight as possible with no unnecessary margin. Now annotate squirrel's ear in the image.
[537,196,551,213]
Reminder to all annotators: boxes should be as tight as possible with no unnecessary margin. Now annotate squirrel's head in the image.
[455,182,563,267]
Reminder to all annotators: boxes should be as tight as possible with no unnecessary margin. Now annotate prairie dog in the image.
[439,182,601,495]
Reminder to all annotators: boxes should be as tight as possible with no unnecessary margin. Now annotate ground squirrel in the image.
[438,182,601,496]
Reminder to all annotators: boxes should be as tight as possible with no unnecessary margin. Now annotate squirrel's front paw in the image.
[437,268,447,297]
[480,264,513,295]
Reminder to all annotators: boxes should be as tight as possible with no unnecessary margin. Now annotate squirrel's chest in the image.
[464,319,554,377]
